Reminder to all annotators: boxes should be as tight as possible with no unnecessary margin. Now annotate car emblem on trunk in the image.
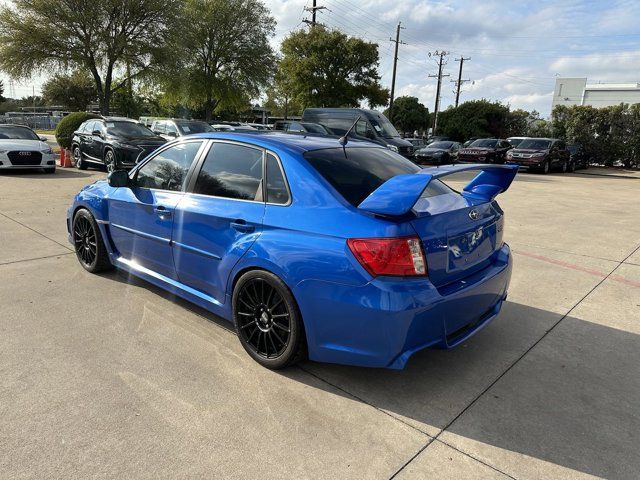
[468,209,480,220]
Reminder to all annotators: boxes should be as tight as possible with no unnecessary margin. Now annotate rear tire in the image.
[233,270,306,369]
[72,209,113,273]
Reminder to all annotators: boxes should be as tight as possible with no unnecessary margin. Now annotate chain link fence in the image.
[0,114,62,130]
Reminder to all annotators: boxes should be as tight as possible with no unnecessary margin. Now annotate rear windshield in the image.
[304,147,421,206]
[470,139,498,148]
[518,139,552,150]
[177,121,213,134]
[428,141,453,149]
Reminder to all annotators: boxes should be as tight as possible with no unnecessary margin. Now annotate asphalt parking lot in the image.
[1,167,639,479]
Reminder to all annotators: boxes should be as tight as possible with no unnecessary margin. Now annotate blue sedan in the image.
[67,132,516,369]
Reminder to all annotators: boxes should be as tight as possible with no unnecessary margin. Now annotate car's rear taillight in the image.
[347,237,427,277]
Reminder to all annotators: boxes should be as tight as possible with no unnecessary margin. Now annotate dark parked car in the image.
[426,135,450,145]
[302,108,415,158]
[151,119,214,141]
[458,138,512,164]
[567,144,590,170]
[414,141,462,165]
[405,137,426,149]
[72,118,166,172]
[505,138,571,173]
[507,137,528,148]
[274,120,330,135]
[462,137,480,147]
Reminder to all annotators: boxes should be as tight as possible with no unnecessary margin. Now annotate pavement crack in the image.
[297,364,432,438]
[388,438,435,479]
[0,211,73,252]
[434,438,518,479]
[0,252,74,267]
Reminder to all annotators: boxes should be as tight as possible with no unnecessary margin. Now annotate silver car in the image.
[0,124,57,173]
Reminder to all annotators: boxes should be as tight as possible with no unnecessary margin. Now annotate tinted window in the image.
[0,126,39,140]
[322,117,355,135]
[193,143,263,201]
[153,122,166,134]
[287,122,305,132]
[106,121,156,137]
[303,147,420,206]
[136,141,202,191]
[301,123,328,134]
[266,154,289,204]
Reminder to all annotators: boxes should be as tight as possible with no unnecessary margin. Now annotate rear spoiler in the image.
[358,164,518,216]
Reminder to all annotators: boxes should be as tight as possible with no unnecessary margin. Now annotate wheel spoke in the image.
[271,328,286,345]
[267,331,278,353]
[237,312,254,317]
[271,313,289,319]
[272,322,290,333]
[240,320,257,330]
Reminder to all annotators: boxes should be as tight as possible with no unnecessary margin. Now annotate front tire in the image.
[541,160,550,174]
[72,209,113,273]
[74,146,88,170]
[233,270,306,369]
[104,150,117,173]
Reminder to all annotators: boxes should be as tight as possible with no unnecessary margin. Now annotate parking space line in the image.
[388,242,640,479]
[0,211,72,252]
[514,250,640,288]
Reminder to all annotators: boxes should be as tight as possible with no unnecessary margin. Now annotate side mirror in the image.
[92,130,102,137]
[167,131,178,138]
[39,135,47,142]
[107,170,130,188]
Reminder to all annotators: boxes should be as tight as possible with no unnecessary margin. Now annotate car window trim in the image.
[129,138,208,193]
[183,139,292,207]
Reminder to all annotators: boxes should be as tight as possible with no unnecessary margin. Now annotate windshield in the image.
[177,121,213,134]
[508,138,525,147]
[518,139,552,150]
[470,139,498,148]
[302,123,328,134]
[428,141,453,149]
[304,147,419,206]
[369,114,400,138]
[0,126,39,140]
[106,121,156,137]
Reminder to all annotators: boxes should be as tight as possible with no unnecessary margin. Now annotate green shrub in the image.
[55,112,100,149]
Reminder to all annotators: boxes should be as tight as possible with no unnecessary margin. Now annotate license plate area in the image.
[447,221,497,273]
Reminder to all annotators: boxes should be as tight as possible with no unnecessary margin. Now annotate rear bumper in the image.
[296,243,512,369]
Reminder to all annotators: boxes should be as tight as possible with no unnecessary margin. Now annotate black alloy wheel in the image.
[72,209,113,273]
[74,146,87,170]
[233,271,305,369]
[104,150,116,173]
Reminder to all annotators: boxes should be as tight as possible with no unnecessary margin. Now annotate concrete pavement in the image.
[0,167,638,479]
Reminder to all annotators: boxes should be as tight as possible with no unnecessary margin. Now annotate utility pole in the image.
[452,57,471,107]
[388,22,406,123]
[428,51,450,135]
[303,0,326,27]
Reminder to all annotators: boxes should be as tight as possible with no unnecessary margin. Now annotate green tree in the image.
[264,66,302,119]
[437,100,510,141]
[42,71,97,111]
[159,0,276,120]
[279,27,388,109]
[0,0,180,115]
[382,96,429,134]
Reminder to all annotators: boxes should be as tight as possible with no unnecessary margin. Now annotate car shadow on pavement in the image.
[99,268,639,479]
[286,302,640,479]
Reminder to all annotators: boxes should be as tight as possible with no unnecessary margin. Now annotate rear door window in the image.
[303,147,420,206]
[266,154,290,204]
[193,143,264,201]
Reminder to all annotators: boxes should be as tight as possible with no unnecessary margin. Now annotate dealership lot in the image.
[1,168,638,479]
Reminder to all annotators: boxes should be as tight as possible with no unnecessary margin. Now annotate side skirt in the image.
[114,256,233,322]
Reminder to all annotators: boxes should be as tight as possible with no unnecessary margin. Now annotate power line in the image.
[303,0,327,28]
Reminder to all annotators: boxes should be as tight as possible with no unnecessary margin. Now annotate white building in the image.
[551,77,640,110]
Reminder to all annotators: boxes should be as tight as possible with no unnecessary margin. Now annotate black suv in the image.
[72,118,166,172]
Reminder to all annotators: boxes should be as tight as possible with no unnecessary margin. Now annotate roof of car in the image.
[187,131,380,153]
[0,124,32,128]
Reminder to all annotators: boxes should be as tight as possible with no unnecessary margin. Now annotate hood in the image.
[417,147,446,154]
[0,139,50,151]
[386,137,413,147]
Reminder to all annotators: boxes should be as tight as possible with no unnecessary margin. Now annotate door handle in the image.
[154,206,172,217]
[231,219,255,233]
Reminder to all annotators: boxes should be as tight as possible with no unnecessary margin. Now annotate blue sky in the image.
[2,0,639,116]
[266,0,640,116]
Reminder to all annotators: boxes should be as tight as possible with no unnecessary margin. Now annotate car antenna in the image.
[339,115,361,146]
